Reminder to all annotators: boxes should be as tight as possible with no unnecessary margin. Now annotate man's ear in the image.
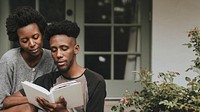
[74,44,80,54]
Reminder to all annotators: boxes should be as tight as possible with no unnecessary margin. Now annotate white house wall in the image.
[152,0,200,86]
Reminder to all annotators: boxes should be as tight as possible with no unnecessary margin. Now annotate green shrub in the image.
[111,28,200,112]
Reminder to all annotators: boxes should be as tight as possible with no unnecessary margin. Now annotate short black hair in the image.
[6,6,47,42]
[44,20,80,41]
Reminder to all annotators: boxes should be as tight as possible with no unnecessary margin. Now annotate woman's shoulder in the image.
[43,48,51,54]
[41,48,55,63]
[0,48,20,61]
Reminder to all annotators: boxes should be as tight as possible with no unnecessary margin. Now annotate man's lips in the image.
[57,61,65,66]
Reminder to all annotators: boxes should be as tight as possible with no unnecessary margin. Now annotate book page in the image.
[22,81,84,109]
[51,82,84,108]
[50,80,77,92]
[21,81,54,109]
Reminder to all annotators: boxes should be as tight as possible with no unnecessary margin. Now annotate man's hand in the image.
[36,96,69,112]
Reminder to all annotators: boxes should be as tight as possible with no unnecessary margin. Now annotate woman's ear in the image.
[74,44,80,54]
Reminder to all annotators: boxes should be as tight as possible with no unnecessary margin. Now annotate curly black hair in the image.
[44,20,80,41]
[6,6,47,42]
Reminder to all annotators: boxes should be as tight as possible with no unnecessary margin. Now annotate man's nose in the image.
[57,49,63,58]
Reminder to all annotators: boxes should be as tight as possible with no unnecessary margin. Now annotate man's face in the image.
[17,23,43,57]
[49,34,78,73]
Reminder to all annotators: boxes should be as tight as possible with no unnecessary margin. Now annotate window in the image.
[84,0,151,81]
[39,0,65,23]
[10,0,35,12]
[83,0,151,97]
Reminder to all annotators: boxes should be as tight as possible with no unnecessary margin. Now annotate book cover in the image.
[21,80,84,109]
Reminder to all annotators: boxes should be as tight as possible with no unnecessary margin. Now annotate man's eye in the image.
[51,48,57,52]
[61,46,68,51]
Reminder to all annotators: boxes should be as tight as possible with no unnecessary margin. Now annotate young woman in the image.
[0,6,57,111]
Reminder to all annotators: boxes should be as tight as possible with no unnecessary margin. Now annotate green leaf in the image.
[185,77,191,81]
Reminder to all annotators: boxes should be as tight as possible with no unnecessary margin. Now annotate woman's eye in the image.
[33,34,39,39]
[21,38,28,43]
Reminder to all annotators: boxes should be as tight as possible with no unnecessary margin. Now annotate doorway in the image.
[9,0,152,98]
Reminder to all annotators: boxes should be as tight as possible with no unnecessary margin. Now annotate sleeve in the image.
[86,79,106,112]
[0,61,13,109]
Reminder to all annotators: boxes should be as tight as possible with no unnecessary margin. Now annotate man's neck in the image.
[62,65,85,79]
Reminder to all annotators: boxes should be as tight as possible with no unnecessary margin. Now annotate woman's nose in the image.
[29,39,36,48]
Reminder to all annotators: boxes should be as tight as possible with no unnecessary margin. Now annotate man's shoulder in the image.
[84,68,106,99]
[84,68,105,82]
[34,71,60,82]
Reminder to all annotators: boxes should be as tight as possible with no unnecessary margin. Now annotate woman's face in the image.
[17,23,43,57]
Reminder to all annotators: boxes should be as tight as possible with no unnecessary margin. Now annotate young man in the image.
[3,20,106,112]
[0,6,57,111]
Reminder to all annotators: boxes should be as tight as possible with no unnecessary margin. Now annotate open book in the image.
[21,80,83,109]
